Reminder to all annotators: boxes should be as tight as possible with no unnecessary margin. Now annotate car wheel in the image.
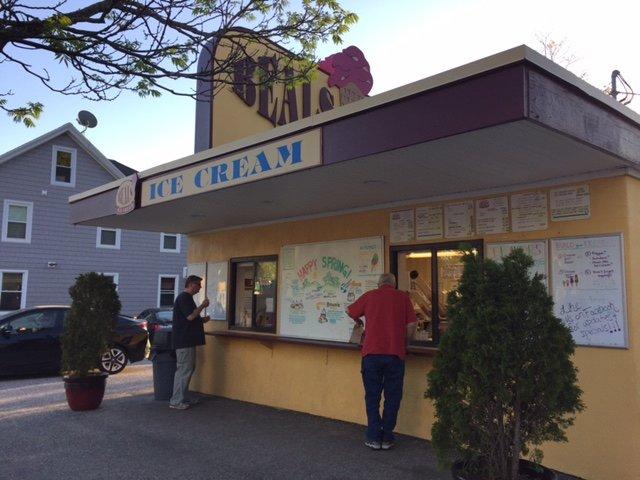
[100,346,128,374]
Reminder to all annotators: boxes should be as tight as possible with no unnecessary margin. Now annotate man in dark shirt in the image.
[169,275,210,410]
[347,273,417,450]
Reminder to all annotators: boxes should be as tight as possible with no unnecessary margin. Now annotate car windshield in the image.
[157,310,173,321]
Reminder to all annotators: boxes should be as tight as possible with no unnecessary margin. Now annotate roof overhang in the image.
[69,45,640,234]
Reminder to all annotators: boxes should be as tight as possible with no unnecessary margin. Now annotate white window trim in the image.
[50,145,77,187]
[0,269,28,315]
[160,233,181,253]
[157,274,179,308]
[2,200,33,244]
[100,272,119,290]
[96,227,121,249]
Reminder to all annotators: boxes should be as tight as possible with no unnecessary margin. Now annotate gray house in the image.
[0,123,186,316]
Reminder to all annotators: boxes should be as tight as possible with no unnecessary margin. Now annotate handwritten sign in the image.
[390,210,414,243]
[444,201,474,238]
[551,235,627,348]
[511,191,548,232]
[550,185,590,221]
[486,240,548,287]
[475,196,509,234]
[415,205,443,240]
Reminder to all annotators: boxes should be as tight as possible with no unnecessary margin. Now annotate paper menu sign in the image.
[475,196,509,234]
[390,209,414,243]
[444,201,474,238]
[415,205,443,240]
[511,192,548,232]
[551,185,590,221]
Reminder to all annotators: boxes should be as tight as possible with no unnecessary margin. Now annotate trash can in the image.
[150,329,176,401]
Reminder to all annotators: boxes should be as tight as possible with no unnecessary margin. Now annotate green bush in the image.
[61,272,121,377]
[426,249,584,480]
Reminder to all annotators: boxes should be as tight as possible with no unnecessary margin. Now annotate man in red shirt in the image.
[347,273,417,451]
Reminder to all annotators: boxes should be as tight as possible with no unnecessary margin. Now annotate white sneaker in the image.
[169,402,190,410]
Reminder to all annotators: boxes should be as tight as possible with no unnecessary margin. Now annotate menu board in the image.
[416,205,443,240]
[280,236,383,342]
[476,196,509,234]
[444,201,474,238]
[486,240,548,287]
[205,261,228,320]
[511,191,548,232]
[551,185,590,221]
[551,235,627,348]
[390,210,414,243]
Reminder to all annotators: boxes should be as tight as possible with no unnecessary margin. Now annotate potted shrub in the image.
[61,272,121,411]
[426,249,584,480]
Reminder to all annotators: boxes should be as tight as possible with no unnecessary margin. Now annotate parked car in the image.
[135,307,173,343]
[0,306,148,376]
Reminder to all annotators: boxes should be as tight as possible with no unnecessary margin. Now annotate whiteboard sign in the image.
[486,240,548,287]
[206,261,228,321]
[280,236,383,342]
[551,235,627,348]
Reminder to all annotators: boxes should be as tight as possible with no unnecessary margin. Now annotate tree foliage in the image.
[0,0,358,125]
[61,272,121,377]
[426,250,584,480]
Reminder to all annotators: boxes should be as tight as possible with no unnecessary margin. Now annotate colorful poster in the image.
[444,201,474,238]
[390,210,414,243]
[551,235,627,348]
[280,237,383,342]
[511,191,548,232]
[551,185,590,221]
[475,196,509,235]
[486,240,548,287]
[415,205,443,240]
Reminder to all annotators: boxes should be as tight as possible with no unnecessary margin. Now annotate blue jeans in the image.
[361,354,405,443]
[170,347,196,405]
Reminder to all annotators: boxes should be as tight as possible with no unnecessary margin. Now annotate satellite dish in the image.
[77,110,98,133]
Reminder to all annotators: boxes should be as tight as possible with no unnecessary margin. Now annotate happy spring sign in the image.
[141,129,321,207]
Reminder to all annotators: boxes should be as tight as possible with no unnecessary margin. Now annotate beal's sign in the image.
[233,46,373,127]
[116,173,138,215]
[141,129,321,207]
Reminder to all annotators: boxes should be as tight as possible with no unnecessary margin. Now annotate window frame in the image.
[50,145,77,187]
[99,272,119,291]
[2,200,33,244]
[0,269,28,314]
[157,274,179,308]
[160,233,181,253]
[391,240,483,347]
[228,255,278,334]
[96,227,121,249]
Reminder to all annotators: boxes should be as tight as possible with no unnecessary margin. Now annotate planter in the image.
[63,373,108,411]
[451,459,558,480]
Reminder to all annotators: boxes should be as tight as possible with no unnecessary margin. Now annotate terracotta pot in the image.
[63,373,108,411]
[451,459,558,480]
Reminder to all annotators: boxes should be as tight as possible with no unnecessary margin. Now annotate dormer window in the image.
[51,146,77,187]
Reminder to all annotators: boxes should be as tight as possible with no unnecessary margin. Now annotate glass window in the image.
[158,276,177,307]
[51,146,76,186]
[96,228,121,249]
[394,242,481,346]
[100,273,119,291]
[230,257,277,332]
[2,310,56,334]
[2,200,32,243]
[0,271,27,311]
[161,233,180,252]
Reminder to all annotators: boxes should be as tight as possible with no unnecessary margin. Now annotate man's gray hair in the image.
[378,273,396,287]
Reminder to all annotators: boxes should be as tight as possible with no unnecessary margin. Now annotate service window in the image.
[229,257,277,333]
[393,241,481,346]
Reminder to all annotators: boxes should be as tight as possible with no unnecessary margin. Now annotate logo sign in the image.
[116,173,138,215]
[141,129,321,207]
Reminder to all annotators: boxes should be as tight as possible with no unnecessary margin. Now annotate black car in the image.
[0,306,148,376]
[135,307,172,343]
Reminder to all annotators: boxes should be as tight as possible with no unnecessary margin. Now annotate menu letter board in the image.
[551,235,627,348]
[280,237,383,342]
[486,240,548,287]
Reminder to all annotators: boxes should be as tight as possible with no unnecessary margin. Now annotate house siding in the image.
[0,132,186,315]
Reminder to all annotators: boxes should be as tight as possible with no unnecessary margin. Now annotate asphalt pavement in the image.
[0,363,582,480]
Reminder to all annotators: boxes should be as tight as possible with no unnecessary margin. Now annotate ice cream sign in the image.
[141,129,321,207]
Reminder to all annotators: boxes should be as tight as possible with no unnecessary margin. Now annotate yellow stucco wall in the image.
[188,175,639,480]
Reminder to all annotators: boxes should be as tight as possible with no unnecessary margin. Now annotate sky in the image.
[1,0,640,172]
